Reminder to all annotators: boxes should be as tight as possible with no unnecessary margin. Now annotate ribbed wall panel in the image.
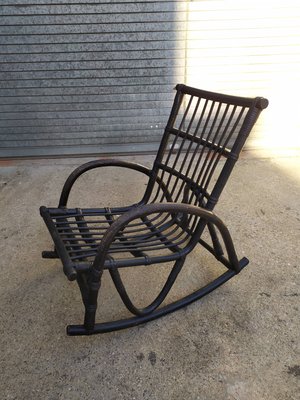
[0,1,188,156]
[0,0,299,157]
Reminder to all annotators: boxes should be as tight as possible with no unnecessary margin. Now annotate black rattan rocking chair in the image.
[40,84,268,336]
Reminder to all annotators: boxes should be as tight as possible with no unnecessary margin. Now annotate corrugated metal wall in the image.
[1,1,300,158]
[183,1,300,151]
[0,0,188,157]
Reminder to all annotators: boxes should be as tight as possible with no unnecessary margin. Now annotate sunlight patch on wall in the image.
[182,0,300,151]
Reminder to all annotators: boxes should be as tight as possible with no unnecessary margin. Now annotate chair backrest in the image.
[144,84,268,211]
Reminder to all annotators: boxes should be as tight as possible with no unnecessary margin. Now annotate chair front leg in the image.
[83,269,103,334]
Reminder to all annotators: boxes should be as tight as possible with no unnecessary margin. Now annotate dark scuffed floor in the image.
[0,153,299,400]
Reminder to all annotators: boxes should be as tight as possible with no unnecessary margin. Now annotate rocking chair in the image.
[40,84,268,336]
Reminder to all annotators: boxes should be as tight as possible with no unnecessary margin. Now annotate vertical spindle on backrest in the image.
[143,85,268,223]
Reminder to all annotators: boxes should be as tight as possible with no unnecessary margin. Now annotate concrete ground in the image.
[0,152,299,400]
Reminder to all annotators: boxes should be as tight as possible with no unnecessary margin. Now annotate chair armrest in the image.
[92,202,241,273]
[58,159,153,207]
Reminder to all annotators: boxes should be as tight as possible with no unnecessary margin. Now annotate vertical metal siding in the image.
[1,1,300,157]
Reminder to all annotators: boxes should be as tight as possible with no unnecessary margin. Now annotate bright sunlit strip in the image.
[182,0,300,152]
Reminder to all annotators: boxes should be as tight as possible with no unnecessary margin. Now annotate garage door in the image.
[1,1,299,157]
[0,0,188,157]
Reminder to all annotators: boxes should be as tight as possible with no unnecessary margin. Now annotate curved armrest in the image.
[92,202,241,273]
[58,159,153,207]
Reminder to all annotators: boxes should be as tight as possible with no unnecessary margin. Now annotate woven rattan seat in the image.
[43,206,190,266]
[40,84,268,336]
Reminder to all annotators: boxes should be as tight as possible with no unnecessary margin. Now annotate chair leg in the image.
[109,257,185,316]
[84,303,98,333]
[66,258,248,336]
[80,269,103,334]
[207,223,224,258]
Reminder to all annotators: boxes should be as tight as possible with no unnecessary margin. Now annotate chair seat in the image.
[43,205,187,268]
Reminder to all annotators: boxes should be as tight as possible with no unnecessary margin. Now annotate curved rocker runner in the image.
[40,84,268,336]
